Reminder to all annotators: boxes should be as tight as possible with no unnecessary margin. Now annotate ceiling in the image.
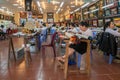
[0,0,24,15]
[33,0,85,13]
[0,0,94,15]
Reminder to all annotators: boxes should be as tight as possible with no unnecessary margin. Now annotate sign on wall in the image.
[25,0,32,11]
[47,12,54,18]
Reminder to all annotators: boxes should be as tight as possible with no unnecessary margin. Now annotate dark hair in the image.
[0,25,4,28]
[104,21,112,31]
[79,21,89,27]
[52,23,56,27]
[70,23,76,27]
[42,23,46,26]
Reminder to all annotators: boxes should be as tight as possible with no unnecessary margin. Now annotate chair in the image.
[40,28,47,43]
[104,53,114,64]
[50,27,56,35]
[41,32,57,57]
[100,32,118,64]
[77,46,93,68]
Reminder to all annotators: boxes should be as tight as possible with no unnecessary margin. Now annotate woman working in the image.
[57,21,93,70]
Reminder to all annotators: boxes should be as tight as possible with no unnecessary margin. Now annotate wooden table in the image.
[8,32,40,65]
[58,34,91,79]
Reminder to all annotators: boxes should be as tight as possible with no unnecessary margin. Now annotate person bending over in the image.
[57,21,93,70]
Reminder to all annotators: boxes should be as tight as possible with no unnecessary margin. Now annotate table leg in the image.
[86,41,91,74]
[64,41,69,79]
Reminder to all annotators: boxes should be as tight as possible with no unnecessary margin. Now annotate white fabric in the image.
[105,28,120,37]
[80,28,93,37]
[72,27,80,33]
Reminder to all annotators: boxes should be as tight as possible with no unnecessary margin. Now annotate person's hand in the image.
[78,32,82,34]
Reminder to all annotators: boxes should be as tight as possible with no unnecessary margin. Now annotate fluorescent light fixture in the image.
[56,8,61,13]
[18,7,22,8]
[84,12,89,14]
[13,4,18,6]
[58,8,60,12]
[0,8,4,11]
[91,8,99,12]
[37,1,41,7]
[81,2,90,8]
[70,11,74,14]
[60,2,64,8]
[1,7,6,9]
[51,1,60,4]
[71,5,75,7]
[74,8,80,12]
[40,8,42,11]
[102,3,114,9]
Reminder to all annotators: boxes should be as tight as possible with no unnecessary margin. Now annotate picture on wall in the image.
[105,9,111,16]
[105,18,111,22]
[93,20,98,27]
[111,8,117,15]
[98,19,103,27]
[0,14,4,19]
[114,18,120,27]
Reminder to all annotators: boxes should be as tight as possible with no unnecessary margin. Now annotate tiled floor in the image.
[0,37,120,80]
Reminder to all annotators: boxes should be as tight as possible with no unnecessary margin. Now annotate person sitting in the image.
[57,21,93,70]
[104,21,120,37]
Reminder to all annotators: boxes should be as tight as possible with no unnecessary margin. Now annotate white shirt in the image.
[72,27,80,33]
[80,28,93,37]
[105,28,120,37]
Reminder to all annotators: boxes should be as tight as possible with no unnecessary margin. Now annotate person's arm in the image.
[110,30,120,37]
[106,29,120,36]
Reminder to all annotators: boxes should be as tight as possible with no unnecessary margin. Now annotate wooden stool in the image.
[64,39,91,79]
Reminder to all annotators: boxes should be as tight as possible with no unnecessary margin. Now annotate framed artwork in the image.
[111,8,117,15]
[98,19,103,27]
[105,9,111,16]
[93,20,98,27]
[118,7,120,14]
[47,12,54,19]
[0,14,4,19]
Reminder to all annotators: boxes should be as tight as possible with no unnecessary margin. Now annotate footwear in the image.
[56,57,65,64]
[80,67,85,71]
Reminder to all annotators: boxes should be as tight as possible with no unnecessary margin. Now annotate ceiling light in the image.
[18,7,22,8]
[102,3,114,9]
[56,8,60,13]
[0,8,4,11]
[91,8,99,12]
[84,12,89,14]
[60,2,64,8]
[51,1,60,4]
[74,8,80,12]
[13,4,19,6]
[81,2,90,8]
[71,6,75,7]
[1,7,6,9]
[37,1,41,7]
[70,11,74,14]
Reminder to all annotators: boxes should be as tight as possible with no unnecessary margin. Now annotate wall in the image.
[43,13,60,22]
[54,13,59,22]
[43,13,47,22]
[14,12,20,26]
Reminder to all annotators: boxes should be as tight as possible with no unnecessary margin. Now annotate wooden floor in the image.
[0,37,120,80]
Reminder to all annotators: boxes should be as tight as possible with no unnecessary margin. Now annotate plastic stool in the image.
[104,53,113,64]
[77,50,93,68]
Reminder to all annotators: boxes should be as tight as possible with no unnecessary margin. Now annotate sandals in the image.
[56,57,65,64]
